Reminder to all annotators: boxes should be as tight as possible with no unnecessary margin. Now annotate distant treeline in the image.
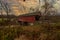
[0,15,17,18]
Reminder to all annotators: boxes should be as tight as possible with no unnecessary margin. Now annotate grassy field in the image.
[0,16,60,40]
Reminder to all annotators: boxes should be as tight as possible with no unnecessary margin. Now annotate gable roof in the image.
[18,11,41,17]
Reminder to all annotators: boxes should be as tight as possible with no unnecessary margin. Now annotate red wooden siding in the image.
[18,16,35,23]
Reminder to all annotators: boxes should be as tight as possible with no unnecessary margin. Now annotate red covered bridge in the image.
[17,11,41,25]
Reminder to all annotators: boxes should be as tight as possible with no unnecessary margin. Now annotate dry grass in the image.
[0,16,60,40]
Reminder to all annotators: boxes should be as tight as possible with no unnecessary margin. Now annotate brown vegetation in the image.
[0,16,60,40]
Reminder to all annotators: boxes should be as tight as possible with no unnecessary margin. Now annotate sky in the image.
[0,0,60,16]
[53,0,60,15]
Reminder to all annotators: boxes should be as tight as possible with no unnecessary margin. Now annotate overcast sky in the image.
[0,0,60,16]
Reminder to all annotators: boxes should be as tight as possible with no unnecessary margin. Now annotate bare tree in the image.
[0,0,4,21]
[0,0,11,23]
